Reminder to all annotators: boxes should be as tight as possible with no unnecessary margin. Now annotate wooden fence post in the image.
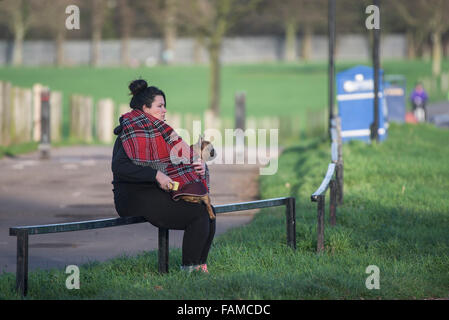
[70,95,79,140]
[12,87,27,143]
[235,92,246,131]
[1,82,12,146]
[50,91,63,143]
[39,89,51,159]
[165,112,182,131]
[96,98,114,144]
[70,95,93,143]
[32,84,43,142]
[117,104,129,127]
[204,109,220,131]
[329,179,337,226]
[0,81,4,146]
[317,195,325,253]
[184,113,194,144]
[83,96,94,143]
[23,88,33,143]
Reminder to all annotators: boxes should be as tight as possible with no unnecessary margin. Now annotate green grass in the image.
[1,123,448,299]
[1,60,448,136]
[1,59,447,155]
[1,60,447,113]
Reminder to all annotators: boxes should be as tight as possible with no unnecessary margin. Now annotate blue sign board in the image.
[337,65,388,142]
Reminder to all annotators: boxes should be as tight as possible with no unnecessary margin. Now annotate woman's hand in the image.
[193,160,206,177]
[156,171,174,191]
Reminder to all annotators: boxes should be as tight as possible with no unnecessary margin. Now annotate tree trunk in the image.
[208,41,221,117]
[301,24,313,62]
[193,36,204,64]
[406,30,416,60]
[91,0,104,67]
[284,18,297,62]
[12,27,24,66]
[118,0,131,66]
[11,0,29,66]
[121,36,129,66]
[162,0,177,65]
[55,30,65,66]
[207,1,229,116]
[431,30,442,76]
[91,29,101,67]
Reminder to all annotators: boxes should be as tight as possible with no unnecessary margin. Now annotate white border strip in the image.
[341,128,386,138]
[337,92,383,101]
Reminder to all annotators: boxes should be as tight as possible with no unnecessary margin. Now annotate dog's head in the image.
[193,134,216,162]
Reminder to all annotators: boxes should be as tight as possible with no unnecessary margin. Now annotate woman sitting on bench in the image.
[111,79,215,273]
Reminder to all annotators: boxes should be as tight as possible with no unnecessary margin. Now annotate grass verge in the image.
[0,123,448,299]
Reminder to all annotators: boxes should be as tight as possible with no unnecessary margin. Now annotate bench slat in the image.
[214,197,288,213]
[9,216,147,236]
[9,198,291,236]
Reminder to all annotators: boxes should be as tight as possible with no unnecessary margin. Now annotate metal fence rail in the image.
[9,197,296,297]
[310,116,343,253]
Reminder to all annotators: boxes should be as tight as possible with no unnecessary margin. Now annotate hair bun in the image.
[129,79,148,96]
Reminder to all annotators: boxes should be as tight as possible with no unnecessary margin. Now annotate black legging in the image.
[113,183,216,266]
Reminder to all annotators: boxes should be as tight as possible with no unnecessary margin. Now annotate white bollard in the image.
[50,91,63,142]
[32,84,43,142]
[96,98,115,144]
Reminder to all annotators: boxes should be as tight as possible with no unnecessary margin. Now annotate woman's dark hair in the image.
[128,79,166,110]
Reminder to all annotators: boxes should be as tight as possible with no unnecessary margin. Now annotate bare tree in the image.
[117,0,135,66]
[0,0,36,65]
[30,0,78,66]
[298,0,327,61]
[393,0,449,76]
[140,0,179,65]
[261,0,326,62]
[180,0,260,116]
[90,0,107,67]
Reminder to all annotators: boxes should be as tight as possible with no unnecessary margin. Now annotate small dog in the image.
[170,135,217,220]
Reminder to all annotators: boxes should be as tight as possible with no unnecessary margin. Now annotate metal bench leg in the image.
[16,230,29,297]
[158,228,169,273]
[286,197,296,249]
[317,195,325,253]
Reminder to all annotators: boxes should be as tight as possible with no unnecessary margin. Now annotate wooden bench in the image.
[9,197,296,297]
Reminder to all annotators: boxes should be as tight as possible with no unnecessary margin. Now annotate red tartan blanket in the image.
[118,109,209,198]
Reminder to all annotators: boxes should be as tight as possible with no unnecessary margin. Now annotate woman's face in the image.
[143,95,166,121]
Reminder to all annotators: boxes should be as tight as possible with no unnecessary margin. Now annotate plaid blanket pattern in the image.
[119,109,209,195]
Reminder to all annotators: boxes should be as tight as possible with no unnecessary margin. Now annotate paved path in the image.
[0,146,262,273]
